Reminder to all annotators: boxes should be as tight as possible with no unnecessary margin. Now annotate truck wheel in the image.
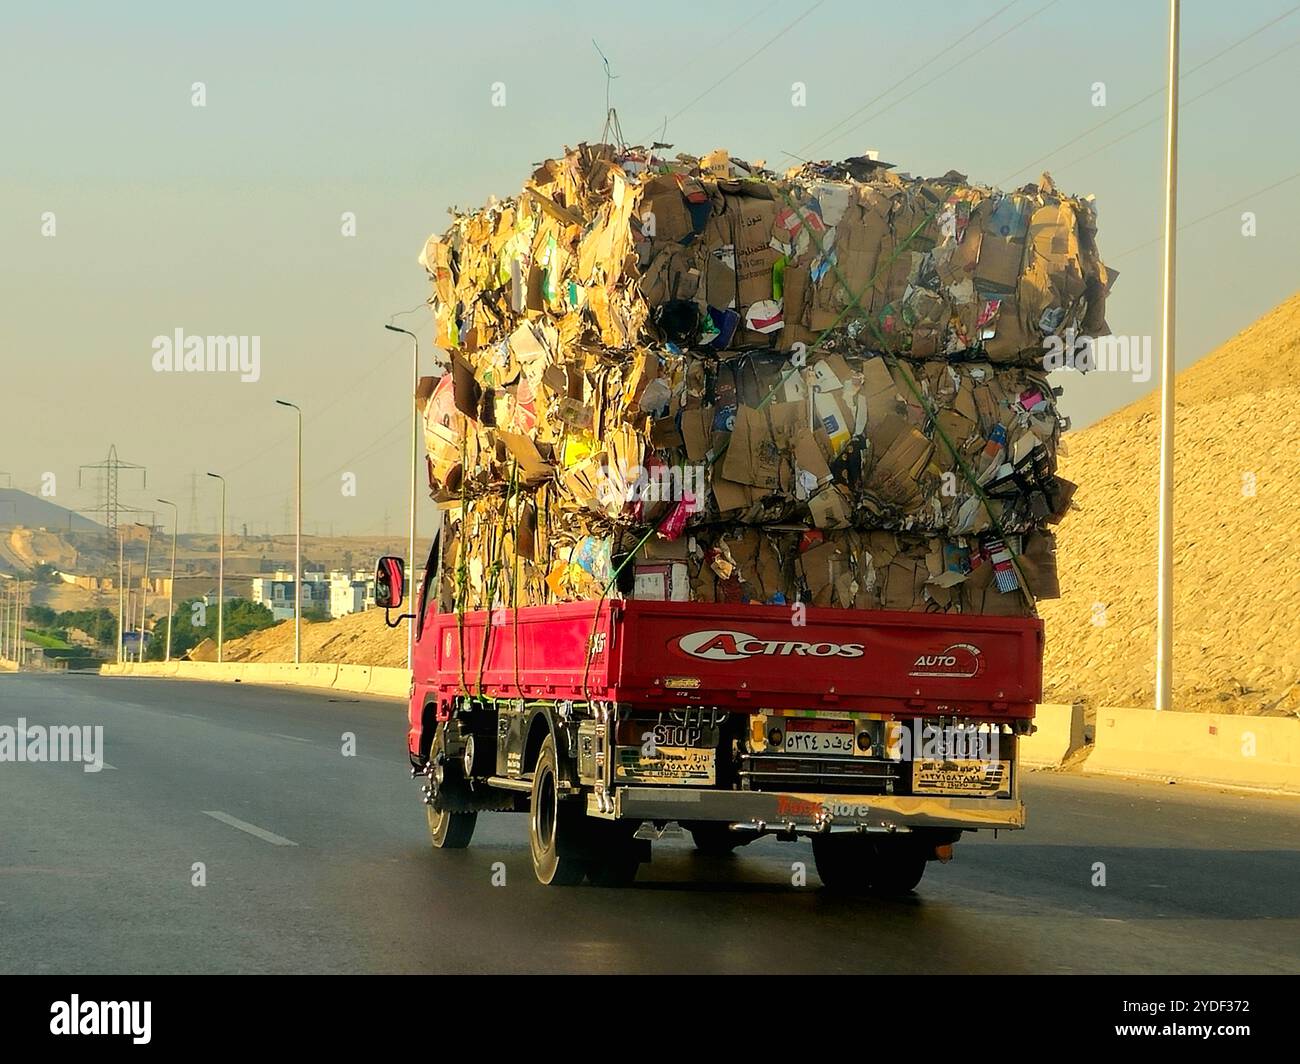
[811,834,874,893]
[426,725,476,849]
[528,735,587,886]
[427,805,476,849]
[869,841,927,896]
[686,822,747,856]
[586,822,642,887]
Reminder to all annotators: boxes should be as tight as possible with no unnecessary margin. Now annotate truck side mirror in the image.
[375,556,406,610]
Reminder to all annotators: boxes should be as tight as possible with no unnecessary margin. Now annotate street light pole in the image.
[275,400,303,665]
[135,522,153,663]
[1155,0,1180,713]
[157,499,178,663]
[117,527,125,664]
[384,324,420,672]
[207,473,226,664]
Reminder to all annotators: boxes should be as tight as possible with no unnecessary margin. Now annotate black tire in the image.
[427,804,477,849]
[586,822,642,887]
[425,724,477,849]
[686,822,746,856]
[811,834,874,893]
[869,841,927,895]
[812,835,927,895]
[528,735,587,886]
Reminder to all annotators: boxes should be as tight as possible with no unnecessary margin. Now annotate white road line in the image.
[202,811,299,847]
[269,733,311,743]
[101,763,118,770]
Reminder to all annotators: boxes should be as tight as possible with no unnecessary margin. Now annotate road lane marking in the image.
[269,733,311,743]
[202,811,299,847]
[102,762,117,770]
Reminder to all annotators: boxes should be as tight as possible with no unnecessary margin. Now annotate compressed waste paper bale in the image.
[417,143,1102,619]
[422,345,1070,538]
[420,144,1114,367]
[437,489,1056,619]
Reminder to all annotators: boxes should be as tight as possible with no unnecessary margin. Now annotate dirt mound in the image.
[222,607,406,667]
[1040,291,1300,715]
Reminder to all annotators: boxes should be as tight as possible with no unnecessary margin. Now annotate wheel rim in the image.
[535,767,556,854]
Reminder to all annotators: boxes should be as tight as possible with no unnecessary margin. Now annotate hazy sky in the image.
[3,0,1297,536]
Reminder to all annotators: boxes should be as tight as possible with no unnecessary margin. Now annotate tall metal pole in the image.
[276,400,303,664]
[117,528,125,664]
[207,473,226,663]
[136,522,152,663]
[1155,0,1180,713]
[158,499,178,663]
[124,561,132,662]
[384,324,419,671]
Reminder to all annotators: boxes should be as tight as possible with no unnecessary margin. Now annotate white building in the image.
[329,570,375,618]
[251,570,372,620]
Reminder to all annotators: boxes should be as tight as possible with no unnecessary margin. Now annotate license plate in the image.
[615,746,716,785]
[783,719,855,756]
[912,758,1011,796]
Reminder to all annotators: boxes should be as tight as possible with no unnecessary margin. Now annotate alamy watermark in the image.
[596,461,705,510]
[1043,329,1151,383]
[0,718,104,773]
[151,328,261,382]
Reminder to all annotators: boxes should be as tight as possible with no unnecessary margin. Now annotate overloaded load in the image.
[423,345,1074,538]
[419,144,1115,365]
[439,489,1057,619]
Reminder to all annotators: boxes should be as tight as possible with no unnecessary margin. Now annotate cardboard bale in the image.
[421,144,1112,368]
[416,144,1104,622]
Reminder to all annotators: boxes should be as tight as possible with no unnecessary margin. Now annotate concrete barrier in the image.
[98,660,406,700]
[332,665,373,695]
[1085,706,1300,794]
[365,668,411,698]
[1020,703,1085,768]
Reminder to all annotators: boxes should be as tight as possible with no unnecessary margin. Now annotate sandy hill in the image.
[223,607,405,667]
[224,293,1300,716]
[1040,291,1300,715]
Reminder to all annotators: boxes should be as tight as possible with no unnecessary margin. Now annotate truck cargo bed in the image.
[422,600,1042,720]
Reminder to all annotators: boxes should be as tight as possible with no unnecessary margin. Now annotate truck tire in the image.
[425,724,476,849]
[869,840,927,896]
[528,734,587,886]
[812,835,927,895]
[811,834,874,893]
[427,804,477,849]
[686,822,748,856]
[586,822,642,887]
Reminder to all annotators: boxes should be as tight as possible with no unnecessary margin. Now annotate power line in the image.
[999,3,1300,184]
[639,0,782,102]
[217,315,430,478]
[641,0,829,144]
[802,0,1060,161]
[796,0,1021,159]
[1051,34,1300,174]
[1108,167,1300,261]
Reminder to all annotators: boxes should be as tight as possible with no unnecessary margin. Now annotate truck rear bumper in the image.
[611,787,1025,833]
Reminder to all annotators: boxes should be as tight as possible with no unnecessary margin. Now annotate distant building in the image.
[251,570,371,620]
[328,570,375,618]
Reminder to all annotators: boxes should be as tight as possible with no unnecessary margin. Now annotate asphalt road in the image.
[1,671,1296,974]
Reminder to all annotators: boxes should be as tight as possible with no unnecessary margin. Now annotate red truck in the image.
[376,550,1041,891]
